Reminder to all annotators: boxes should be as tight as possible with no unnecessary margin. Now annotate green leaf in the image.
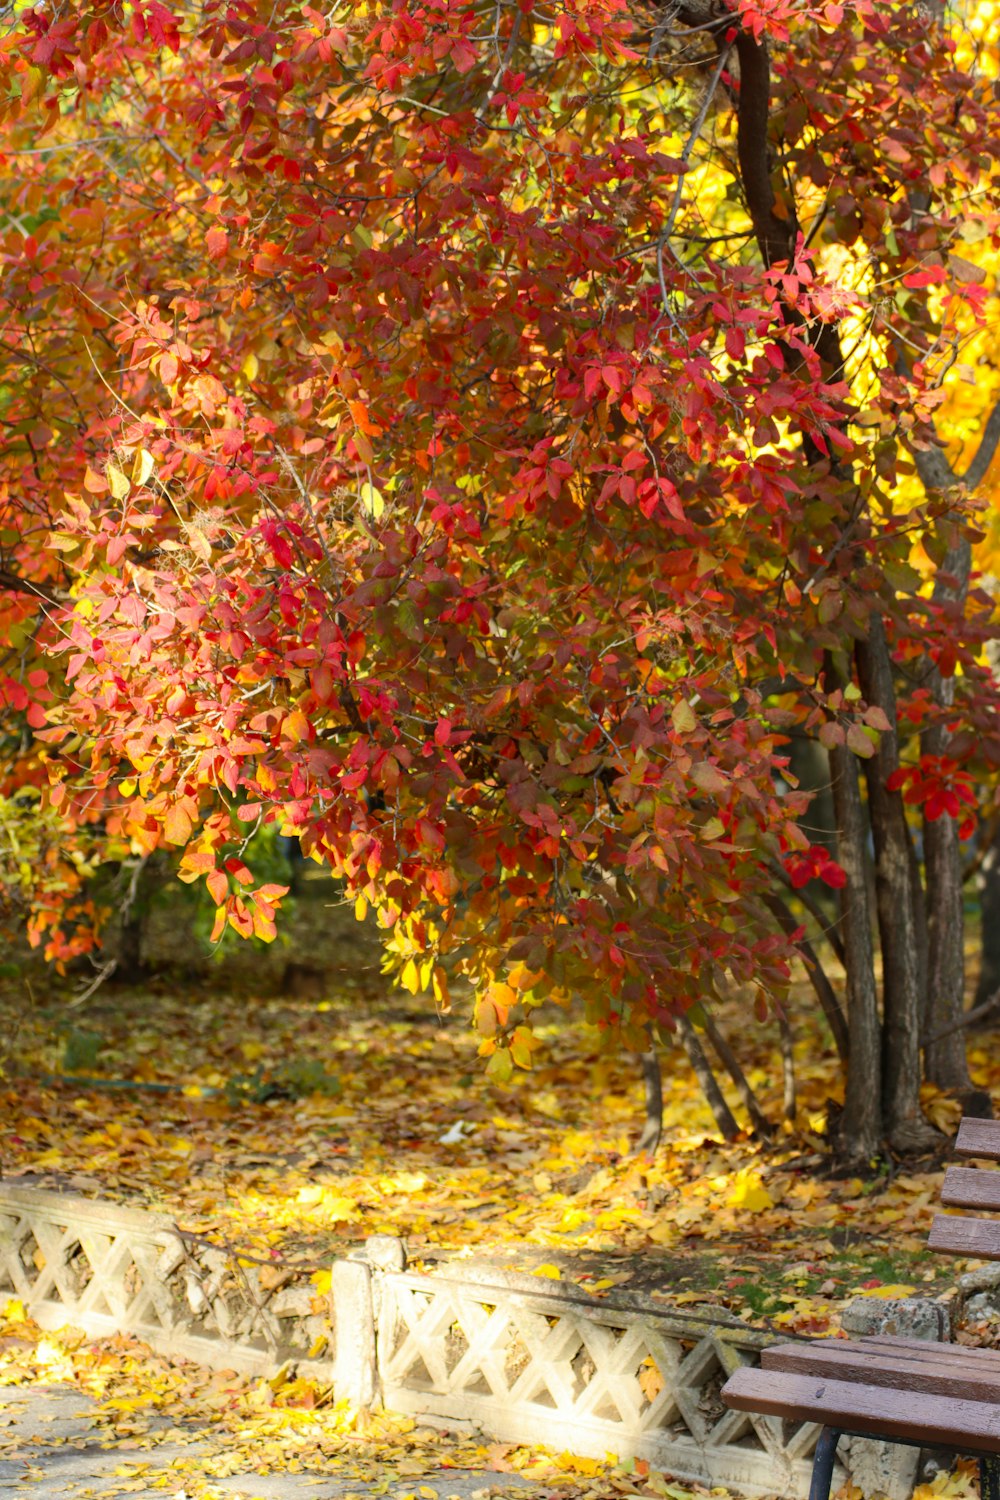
[486,1048,514,1085]
[846,723,875,759]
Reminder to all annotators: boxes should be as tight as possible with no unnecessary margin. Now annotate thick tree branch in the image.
[731,32,793,271]
[908,442,956,494]
[923,987,1000,1047]
[0,569,64,606]
[963,398,1000,490]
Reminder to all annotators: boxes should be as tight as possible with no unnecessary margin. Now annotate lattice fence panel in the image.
[0,1186,324,1378]
[378,1270,832,1499]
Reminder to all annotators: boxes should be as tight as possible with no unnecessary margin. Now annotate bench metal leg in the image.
[981,1456,1000,1500]
[809,1427,841,1500]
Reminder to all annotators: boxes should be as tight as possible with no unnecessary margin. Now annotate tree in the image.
[1,0,999,1157]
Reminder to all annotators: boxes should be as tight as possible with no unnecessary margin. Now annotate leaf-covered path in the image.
[0,1381,537,1500]
[0,1309,627,1500]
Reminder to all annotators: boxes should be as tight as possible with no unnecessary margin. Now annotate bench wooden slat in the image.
[956,1118,1000,1161]
[942,1166,1000,1212]
[722,1367,1000,1453]
[928,1213,1000,1260]
[761,1341,1000,1401]
[846,1335,1000,1369]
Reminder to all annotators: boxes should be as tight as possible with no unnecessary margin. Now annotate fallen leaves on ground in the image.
[0,898,994,1339]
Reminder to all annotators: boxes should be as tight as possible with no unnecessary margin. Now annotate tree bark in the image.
[856,616,939,1152]
[976,824,1000,1007]
[923,781,974,1092]
[676,1012,739,1141]
[114,908,147,986]
[906,818,929,1036]
[829,736,882,1162]
[778,1010,796,1122]
[921,538,975,1095]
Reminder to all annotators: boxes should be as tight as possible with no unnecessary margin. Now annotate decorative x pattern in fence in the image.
[0,1185,321,1377]
[378,1271,828,1498]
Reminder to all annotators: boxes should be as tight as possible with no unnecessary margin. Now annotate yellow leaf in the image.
[3,1298,26,1324]
[131,449,155,487]
[360,482,385,520]
[183,519,213,562]
[163,802,194,846]
[432,965,449,1006]
[638,1357,664,1402]
[20,66,44,105]
[854,1283,917,1298]
[106,463,131,501]
[726,1168,774,1213]
[242,351,260,381]
[509,1024,539,1069]
[323,1195,359,1223]
[532,1263,562,1280]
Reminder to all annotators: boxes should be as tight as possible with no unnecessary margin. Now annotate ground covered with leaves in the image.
[2,888,997,1337]
[3,892,1000,1498]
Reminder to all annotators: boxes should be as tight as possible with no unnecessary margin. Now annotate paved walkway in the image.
[0,1381,536,1500]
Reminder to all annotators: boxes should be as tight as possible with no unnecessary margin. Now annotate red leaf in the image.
[206,225,229,260]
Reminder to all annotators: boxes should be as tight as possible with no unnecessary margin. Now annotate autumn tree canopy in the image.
[2,0,1000,1160]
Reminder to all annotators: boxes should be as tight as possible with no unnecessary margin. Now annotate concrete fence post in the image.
[838,1296,950,1499]
[330,1258,378,1408]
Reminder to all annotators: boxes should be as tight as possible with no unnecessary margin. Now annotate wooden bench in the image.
[721,1117,1000,1500]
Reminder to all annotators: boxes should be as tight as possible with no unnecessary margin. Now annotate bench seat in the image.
[725,1361,1000,1455]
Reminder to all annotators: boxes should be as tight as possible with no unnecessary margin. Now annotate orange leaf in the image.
[163,802,194,846]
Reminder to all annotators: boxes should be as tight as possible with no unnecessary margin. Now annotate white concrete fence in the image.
[0,1185,941,1498]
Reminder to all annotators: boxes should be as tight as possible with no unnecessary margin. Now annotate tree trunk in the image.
[676,1012,739,1141]
[829,736,882,1162]
[114,907,147,986]
[778,1010,796,1122]
[921,537,976,1096]
[906,818,929,1037]
[635,1051,663,1157]
[923,792,974,1092]
[856,616,938,1152]
[976,822,1000,1007]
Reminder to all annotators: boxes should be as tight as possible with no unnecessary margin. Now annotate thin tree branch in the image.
[701,1008,773,1137]
[762,890,849,1061]
[767,858,847,967]
[923,987,1000,1047]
